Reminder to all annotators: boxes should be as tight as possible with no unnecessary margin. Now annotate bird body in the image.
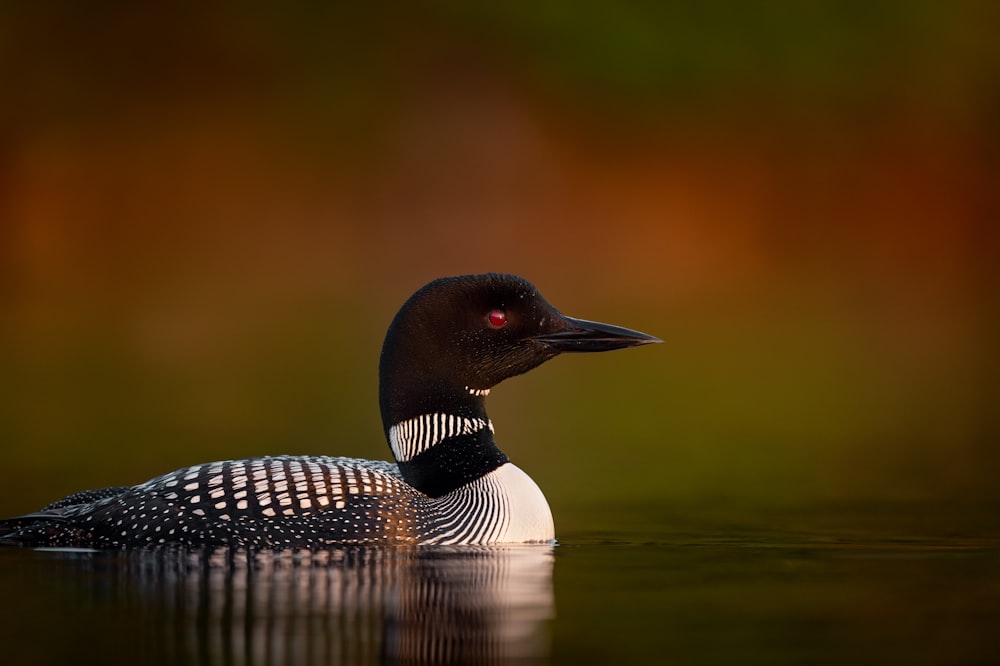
[0,274,658,548]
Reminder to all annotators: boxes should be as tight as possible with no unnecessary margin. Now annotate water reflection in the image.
[44,545,554,665]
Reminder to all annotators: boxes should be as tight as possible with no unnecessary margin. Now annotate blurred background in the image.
[1,2,997,527]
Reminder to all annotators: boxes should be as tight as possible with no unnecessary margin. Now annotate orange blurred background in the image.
[1,4,996,522]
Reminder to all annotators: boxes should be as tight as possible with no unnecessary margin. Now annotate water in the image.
[1,502,997,665]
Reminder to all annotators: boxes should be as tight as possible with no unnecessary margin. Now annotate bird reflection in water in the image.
[45,544,554,665]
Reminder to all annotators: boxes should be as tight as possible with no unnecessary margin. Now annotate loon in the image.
[0,274,659,548]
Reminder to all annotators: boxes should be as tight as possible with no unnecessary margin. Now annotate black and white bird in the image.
[0,273,659,548]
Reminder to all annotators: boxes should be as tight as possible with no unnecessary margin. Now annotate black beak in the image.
[534,315,662,353]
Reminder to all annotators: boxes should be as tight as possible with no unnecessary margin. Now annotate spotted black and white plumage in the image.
[0,274,659,549]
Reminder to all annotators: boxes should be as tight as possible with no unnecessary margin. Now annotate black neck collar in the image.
[396,428,509,497]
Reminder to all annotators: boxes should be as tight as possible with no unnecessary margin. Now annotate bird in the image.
[0,273,660,548]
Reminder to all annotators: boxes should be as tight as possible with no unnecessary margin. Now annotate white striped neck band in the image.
[388,413,495,463]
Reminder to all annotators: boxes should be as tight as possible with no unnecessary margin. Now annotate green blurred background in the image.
[1,2,997,527]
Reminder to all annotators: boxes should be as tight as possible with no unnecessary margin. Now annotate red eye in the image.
[487,310,507,328]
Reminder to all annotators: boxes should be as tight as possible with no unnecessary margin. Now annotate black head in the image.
[378,273,660,430]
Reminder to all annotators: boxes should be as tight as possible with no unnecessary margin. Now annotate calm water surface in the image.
[1,502,997,665]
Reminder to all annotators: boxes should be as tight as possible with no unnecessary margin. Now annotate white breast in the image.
[486,463,554,543]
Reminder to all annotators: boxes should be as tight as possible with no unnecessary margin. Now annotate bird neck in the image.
[395,423,510,497]
[379,376,510,497]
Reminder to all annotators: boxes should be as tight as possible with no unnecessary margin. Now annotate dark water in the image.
[1,503,997,665]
